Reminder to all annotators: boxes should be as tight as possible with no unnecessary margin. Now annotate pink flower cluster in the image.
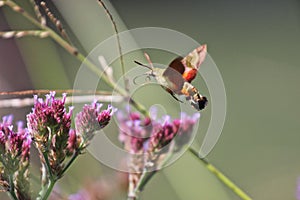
[0,115,31,169]
[118,111,200,154]
[75,101,116,148]
[0,115,31,198]
[26,91,72,151]
[26,92,115,177]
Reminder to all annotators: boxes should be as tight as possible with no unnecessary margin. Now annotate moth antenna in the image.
[134,61,153,71]
[144,52,154,69]
[133,60,155,85]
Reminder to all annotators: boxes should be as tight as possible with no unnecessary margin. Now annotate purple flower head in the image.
[66,129,79,155]
[0,115,13,146]
[0,115,31,172]
[26,92,72,150]
[149,117,178,152]
[117,111,152,153]
[2,115,13,126]
[117,109,200,154]
[174,113,200,148]
[75,101,116,147]
[0,117,31,199]
[98,105,115,128]
[26,92,74,176]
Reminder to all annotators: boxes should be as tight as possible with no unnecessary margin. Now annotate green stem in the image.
[8,174,18,200]
[4,0,149,118]
[59,150,80,178]
[0,159,18,199]
[188,148,252,200]
[40,179,56,200]
[134,170,155,194]
[42,151,53,179]
[133,146,175,196]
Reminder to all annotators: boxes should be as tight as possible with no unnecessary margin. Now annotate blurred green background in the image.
[0,0,300,199]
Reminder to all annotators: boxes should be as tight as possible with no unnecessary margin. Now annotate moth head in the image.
[133,60,155,85]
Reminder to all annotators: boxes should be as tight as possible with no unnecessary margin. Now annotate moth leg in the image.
[161,86,183,103]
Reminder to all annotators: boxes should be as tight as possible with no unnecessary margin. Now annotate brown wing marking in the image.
[163,57,185,93]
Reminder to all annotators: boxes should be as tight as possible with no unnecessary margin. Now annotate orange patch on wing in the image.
[183,69,197,83]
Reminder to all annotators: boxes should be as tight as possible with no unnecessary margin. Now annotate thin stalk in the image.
[39,150,56,200]
[188,148,252,200]
[0,89,113,96]
[4,0,149,117]
[0,30,49,38]
[127,172,137,199]
[134,170,155,194]
[132,146,175,198]
[58,150,80,178]
[97,0,128,91]
[29,0,45,25]
[40,179,56,200]
[42,151,53,179]
[127,196,136,200]
[40,1,71,43]
[1,159,18,199]
[4,0,114,91]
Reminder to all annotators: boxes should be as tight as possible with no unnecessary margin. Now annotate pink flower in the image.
[26,91,72,151]
[26,92,73,176]
[117,111,200,154]
[0,115,31,197]
[118,112,152,153]
[0,116,31,167]
[66,129,78,155]
[174,113,200,148]
[148,117,178,152]
[75,101,116,147]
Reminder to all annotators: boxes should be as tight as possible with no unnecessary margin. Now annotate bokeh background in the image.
[0,0,300,199]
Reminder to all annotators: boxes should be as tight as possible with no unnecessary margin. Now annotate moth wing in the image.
[163,57,185,94]
[182,44,207,82]
[183,44,207,71]
[161,85,183,103]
